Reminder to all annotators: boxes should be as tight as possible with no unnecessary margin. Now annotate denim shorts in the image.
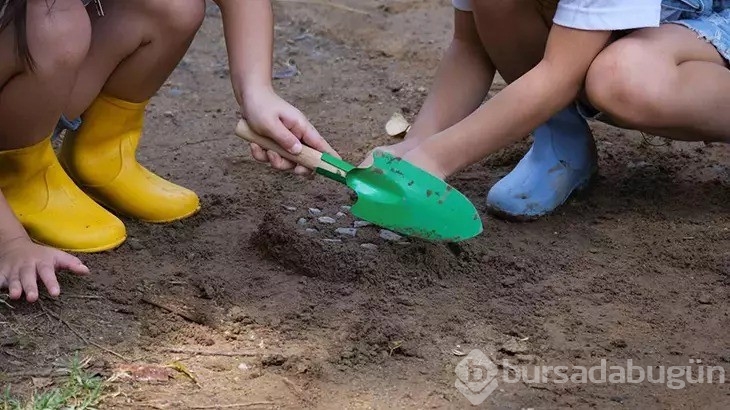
[577,0,730,121]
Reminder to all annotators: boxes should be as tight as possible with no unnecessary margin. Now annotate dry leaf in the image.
[385,112,410,138]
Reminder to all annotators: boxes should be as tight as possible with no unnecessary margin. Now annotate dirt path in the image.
[1,1,728,408]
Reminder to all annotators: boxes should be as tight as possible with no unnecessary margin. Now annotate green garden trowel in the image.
[235,120,483,242]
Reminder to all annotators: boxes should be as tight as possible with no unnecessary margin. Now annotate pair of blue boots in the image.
[486,104,597,220]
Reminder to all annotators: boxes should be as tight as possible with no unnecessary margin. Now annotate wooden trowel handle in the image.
[235,119,324,170]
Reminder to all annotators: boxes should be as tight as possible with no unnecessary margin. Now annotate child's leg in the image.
[470,1,597,221]
[66,0,207,115]
[0,0,126,252]
[586,23,730,143]
[59,0,206,224]
[0,0,91,149]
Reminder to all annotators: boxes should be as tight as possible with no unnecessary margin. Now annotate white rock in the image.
[308,208,322,216]
[361,243,378,250]
[297,218,308,225]
[318,216,336,224]
[341,206,351,211]
[283,205,297,211]
[323,238,342,243]
[354,221,371,228]
[336,212,346,218]
[336,228,357,237]
[379,229,402,241]
[305,228,318,233]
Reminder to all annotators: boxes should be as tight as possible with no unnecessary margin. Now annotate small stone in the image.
[297,218,308,226]
[417,86,427,93]
[283,205,297,211]
[336,212,346,218]
[354,221,371,228]
[318,216,336,224]
[361,243,378,250]
[127,238,145,251]
[323,238,342,243]
[335,228,357,237]
[172,221,184,229]
[589,248,599,254]
[379,229,402,241]
[164,111,174,118]
[397,241,410,245]
[308,208,322,216]
[238,363,252,371]
[341,206,351,211]
[305,228,318,233]
[698,293,713,305]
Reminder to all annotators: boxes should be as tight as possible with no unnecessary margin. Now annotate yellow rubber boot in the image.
[59,95,200,223]
[0,137,127,252]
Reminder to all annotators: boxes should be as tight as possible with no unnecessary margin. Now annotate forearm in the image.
[215,0,275,106]
[417,26,611,176]
[0,190,27,242]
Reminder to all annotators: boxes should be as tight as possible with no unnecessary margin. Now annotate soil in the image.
[1,1,729,409]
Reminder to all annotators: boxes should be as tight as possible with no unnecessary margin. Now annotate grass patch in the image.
[1,354,107,410]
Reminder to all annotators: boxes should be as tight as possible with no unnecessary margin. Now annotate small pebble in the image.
[698,293,713,305]
[361,243,378,250]
[283,205,297,211]
[308,208,322,216]
[397,241,410,245]
[318,216,336,224]
[305,228,318,233]
[323,238,342,243]
[354,221,371,228]
[164,111,175,118]
[379,229,402,241]
[341,206,351,211]
[297,218,308,226]
[336,212,346,218]
[336,228,357,237]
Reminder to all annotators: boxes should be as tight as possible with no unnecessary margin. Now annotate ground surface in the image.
[1,1,729,408]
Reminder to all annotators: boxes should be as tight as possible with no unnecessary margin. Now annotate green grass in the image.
[1,354,107,410]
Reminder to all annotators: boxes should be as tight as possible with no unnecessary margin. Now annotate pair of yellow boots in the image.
[0,95,200,252]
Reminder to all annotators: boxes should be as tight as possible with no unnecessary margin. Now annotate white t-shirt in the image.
[452,0,662,31]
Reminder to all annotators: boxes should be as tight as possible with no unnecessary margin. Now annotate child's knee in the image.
[26,0,91,73]
[142,0,206,37]
[585,42,667,129]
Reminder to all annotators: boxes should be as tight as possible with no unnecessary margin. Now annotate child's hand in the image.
[0,236,90,303]
[242,89,340,175]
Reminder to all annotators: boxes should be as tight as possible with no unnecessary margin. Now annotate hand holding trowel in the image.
[235,120,483,242]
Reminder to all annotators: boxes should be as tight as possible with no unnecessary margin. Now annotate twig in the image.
[2,369,63,378]
[40,304,131,361]
[2,349,25,361]
[190,403,274,409]
[161,347,259,357]
[66,294,105,300]
[275,0,368,14]
[141,296,207,325]
[282,377,304,396]
[0,297,14,309]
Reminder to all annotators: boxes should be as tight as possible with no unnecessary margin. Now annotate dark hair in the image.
[0,0,34,69]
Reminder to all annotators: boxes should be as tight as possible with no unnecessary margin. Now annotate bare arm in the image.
[213,0,338,173]
[408,25,611,177]
[214,0,275,107]
[406,9,495,141]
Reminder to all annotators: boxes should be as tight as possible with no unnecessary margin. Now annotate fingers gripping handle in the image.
[235,119,324,170]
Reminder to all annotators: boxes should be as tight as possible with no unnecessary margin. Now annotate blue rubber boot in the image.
[486,104,597,220]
